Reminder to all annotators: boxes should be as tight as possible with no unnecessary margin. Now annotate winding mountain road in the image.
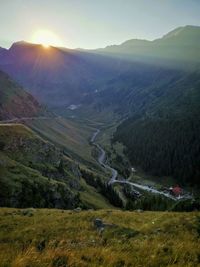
[0,118,191,201]
[91,129,118,183]
[0,116,50,124]
[90,129,191,201]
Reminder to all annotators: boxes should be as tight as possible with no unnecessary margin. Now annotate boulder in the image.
[73,207,82,212]
[94,218,104,229]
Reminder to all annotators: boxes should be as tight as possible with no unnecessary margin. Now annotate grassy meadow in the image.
[0,208,199,267]
[26,117,97,166]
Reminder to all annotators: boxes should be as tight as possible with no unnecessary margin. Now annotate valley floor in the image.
[0,208,199,267]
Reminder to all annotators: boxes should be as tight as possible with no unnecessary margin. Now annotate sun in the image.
[42,43,50,49]
[30,29,63,48]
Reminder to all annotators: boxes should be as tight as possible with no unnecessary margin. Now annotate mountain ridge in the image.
[0,25,199,108]
[96,25,200,67]
[100,25,200,49]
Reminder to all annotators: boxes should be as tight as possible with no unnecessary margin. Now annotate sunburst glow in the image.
[30,29,63,48]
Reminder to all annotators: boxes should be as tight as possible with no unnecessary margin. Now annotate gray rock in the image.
[98,226,105,235]
[136,209,144,213]
[21,209,35,217]
[93,218,116,235]
[73,207,82,212]
[94,218,104,229]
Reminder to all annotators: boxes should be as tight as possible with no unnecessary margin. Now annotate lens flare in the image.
[30,29,63,48]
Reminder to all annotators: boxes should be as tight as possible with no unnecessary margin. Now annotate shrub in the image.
[52,255,68,267]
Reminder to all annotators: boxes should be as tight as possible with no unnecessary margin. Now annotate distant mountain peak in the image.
[162,25,200,40]
[120,39,150,47]
[0,46,7,52]
[162,27,185,39]
[9,41,38,50]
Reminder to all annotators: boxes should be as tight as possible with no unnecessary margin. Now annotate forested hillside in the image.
[113,71,200,188]
[114,115,200,188]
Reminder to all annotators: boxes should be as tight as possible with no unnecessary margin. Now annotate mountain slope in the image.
[0,124,81,208]
[113,72,200,188]
[0,42,122,107]
[0,123,113,209]
[0,26,199,108]
[97,25,200,67]
[0,70,43,120]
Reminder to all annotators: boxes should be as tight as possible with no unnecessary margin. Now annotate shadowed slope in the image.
[0,70,43,120]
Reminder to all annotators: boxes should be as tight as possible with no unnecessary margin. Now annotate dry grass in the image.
[0,208,199,267]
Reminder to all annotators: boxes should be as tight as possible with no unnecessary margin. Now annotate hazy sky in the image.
[0,0,200,49]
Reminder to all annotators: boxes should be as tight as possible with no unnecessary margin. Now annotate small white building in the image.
[131,167,136,173]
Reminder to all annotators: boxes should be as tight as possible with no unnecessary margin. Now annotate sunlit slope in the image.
[26,117,100,168]
[0,208,199,267]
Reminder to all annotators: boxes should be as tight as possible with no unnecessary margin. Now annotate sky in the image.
[0,0,200,49]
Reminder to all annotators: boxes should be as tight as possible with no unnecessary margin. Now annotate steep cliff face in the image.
[0,124,81,208]
[0,70,43,120]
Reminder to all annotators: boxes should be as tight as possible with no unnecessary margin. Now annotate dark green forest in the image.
[114,114,200,188]
[112,70,200,189]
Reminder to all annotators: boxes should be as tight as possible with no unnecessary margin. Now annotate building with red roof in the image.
[169,185,182,197]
